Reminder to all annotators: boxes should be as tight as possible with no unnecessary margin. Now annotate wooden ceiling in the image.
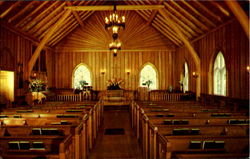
[0,1,247,48]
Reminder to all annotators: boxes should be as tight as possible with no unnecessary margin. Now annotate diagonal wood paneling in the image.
[56,11,174,51]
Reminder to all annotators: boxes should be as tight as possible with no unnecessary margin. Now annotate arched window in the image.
[213,52,226,96]
[183,62,189,93]
[139,64,157,90]
[72,64,92,89]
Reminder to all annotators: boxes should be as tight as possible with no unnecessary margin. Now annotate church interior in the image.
[0,1,249,159]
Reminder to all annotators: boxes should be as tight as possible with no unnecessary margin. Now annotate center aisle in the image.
[89,106,143,159]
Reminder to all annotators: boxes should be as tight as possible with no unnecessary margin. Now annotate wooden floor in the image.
[89,106,143,159]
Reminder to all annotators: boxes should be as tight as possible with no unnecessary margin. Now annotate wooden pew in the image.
[157,133,249,159]
[0,135,74,159]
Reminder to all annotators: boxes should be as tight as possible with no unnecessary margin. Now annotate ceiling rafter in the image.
[15,1,49,28]
[8,1,37,23]
[180,0,216,27]
[67,1,84,27]
[152,22,181,46]
[164,2,203,34]
[146,1,163,26]
[21,1,60,32]
[156,15,192,39]
[210,1,230,17]
[193,0,222,22]
[43,14,76,42]
[50,10,95,46]
[0,1,22,19]
[154,17,183,42]
[50,20,79,46]
[169,0,209,31]
[29,2,66,34]
[35,11,65,38]
[125,0,178,46]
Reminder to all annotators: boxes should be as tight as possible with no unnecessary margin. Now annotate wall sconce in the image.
[30,72,37,79]
[192,72,198,78]
[247,66,250,73]
[101,70,106,75]
[126,70,130,75]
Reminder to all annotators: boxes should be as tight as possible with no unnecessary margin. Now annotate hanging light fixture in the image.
[109,40,122,57]
[105,5,125,40]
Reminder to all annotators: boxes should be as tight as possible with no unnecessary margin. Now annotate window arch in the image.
[183,62,189,93]
[213,52,226,96]
[72,64,92,89]
[139,64,158,90]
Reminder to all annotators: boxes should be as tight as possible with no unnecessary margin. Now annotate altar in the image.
[102,90,129,106]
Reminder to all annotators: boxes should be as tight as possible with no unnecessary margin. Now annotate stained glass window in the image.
[73,65,91,89]
[213,52,226,96]
[183,62,189,92]
[140,64,157,90]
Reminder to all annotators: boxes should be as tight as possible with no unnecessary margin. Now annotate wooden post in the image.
[158,9,201,99]
[225,0,249,39]
[27,10,71,79]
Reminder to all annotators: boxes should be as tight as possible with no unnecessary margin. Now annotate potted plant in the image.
[142,80,153,89]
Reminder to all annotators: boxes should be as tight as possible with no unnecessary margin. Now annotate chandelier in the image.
[105,5,125,57]
[105,5,125,40]
[109,40,121,57]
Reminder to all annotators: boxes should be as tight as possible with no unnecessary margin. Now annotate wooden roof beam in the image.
[225,1,249,39]
[0,1,22,19]
[35,11,65,38]
[65,5,164,11]
[29,2,66,34]
[180,0,216,27]
[153,23,181,46]
[155,16,184,41]
[169,0,209,31]
[15,1,49,28]
[8,1,37,23]
[49,10,95,46]
[161,10,197,37]
[210,1,230,17]
[145,0,163,25]
[50,21,79,46]
[48,15,78,45]
[157,14,193,39]
[159,8,201,99]
[27,10,71,79]
[193,0,222,22]
[152,22,182,45]
[22,1,60,31]
[164,2,203,34]
[146,10,158,25]
[66,2,84,27]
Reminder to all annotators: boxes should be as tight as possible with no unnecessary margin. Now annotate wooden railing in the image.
[46,89,195,102]
[150,91,195,101]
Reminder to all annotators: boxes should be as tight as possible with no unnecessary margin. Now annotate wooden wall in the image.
[54,51,174,90]
[173,20,249,99]
[0,25,54,97]
[54,11,175,90]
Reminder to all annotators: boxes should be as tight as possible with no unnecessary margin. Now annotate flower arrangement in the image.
[106,78,124,90]
[142,80,153,88]
[29,79,47,92]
